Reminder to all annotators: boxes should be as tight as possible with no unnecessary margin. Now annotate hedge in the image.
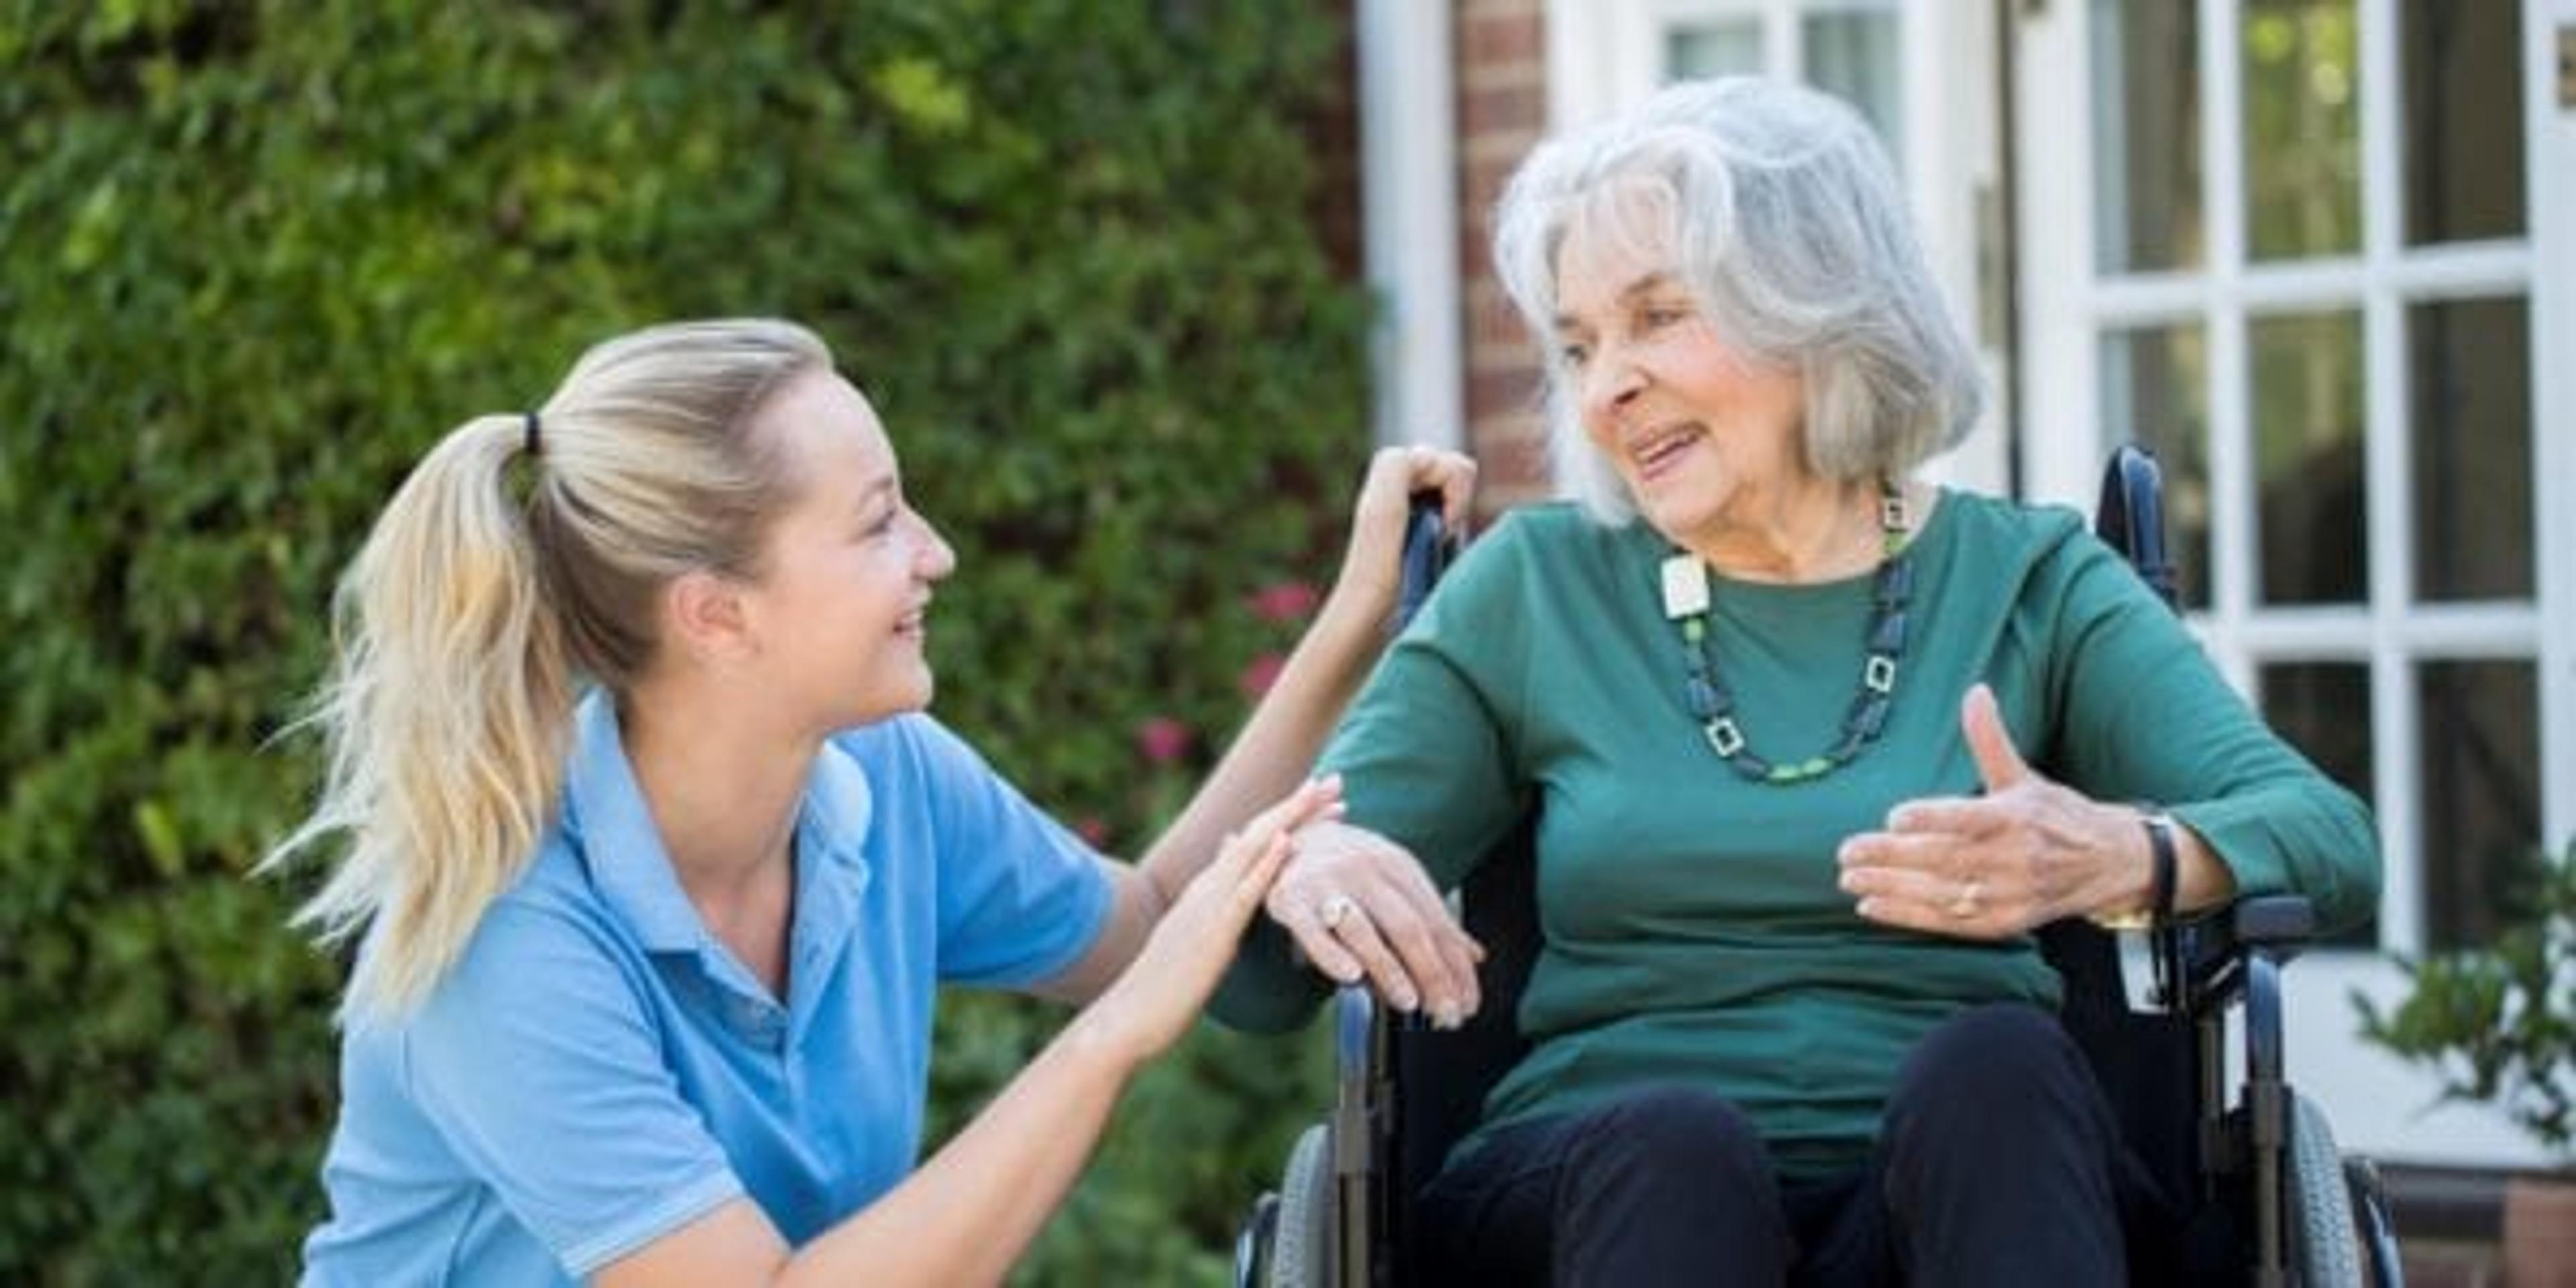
[1,1,1365,1280]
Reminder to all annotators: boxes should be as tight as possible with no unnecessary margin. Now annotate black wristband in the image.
[2141,814,2178,924]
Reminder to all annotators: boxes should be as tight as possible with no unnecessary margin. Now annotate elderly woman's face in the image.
[1553,229,1807,545]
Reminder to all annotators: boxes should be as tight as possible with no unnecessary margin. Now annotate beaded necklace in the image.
[1660,484,1913,785]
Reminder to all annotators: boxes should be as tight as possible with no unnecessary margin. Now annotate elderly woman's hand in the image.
[1835,686,2160,938]
[1329,445,1478,621]
[1263,818,1485,1027]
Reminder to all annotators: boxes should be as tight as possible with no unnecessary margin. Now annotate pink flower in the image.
[1136,716,1193,765]
[1248,580,1321,624]
[1238,651,1287,700]
[1075,816,1111,847]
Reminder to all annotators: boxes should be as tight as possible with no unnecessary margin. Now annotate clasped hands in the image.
[1259,685,2164,1024]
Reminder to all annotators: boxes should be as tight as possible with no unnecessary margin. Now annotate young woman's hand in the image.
[1085,777,1345,1064]
[1330,445,1478,621]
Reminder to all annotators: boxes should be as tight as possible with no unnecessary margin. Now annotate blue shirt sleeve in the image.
[395,900,744,1277]
[873,715,1114,989]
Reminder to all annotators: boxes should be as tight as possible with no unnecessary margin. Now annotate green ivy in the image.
[1,1,1360,1280]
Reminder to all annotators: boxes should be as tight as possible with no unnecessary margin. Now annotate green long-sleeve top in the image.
[1213,491,2379,1179]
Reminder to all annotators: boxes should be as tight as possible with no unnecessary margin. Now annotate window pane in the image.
[2251,311,2366,604]
[1668,20,1762,79]
[2100,325,2210,610]
[1805,9,1902,172]
[2418,661,2541,949]
[2242,0,2360,261]
[2090,0,2203,273]
[2261,663,2377,943]
[2403,0,2525,245]
[2410,297,2532,601]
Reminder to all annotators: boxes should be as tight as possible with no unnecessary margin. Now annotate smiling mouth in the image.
[1628,423,1704,481]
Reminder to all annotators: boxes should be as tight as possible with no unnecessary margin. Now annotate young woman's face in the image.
[1552,227,1809,547]
[740,369,955,731]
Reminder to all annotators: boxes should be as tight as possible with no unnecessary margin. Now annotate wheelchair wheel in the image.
[1234,1191,1280,1288]
[1267,1123,1334,1288]
[2289,1093,2367,1287]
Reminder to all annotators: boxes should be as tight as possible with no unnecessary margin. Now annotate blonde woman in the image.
[267,319,1478,1286]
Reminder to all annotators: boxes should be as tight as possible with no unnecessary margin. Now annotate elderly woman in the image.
[1215,78,2377,1284]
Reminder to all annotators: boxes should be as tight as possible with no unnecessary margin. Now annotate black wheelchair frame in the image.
[1238,447,2403,1287]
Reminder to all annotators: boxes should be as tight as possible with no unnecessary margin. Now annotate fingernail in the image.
[1837,871,1860,893]
[1394,989,1419,1012]
[1434,1004,1462,1030]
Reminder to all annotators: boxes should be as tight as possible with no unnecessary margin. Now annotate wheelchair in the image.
[1234,447,2404,1287]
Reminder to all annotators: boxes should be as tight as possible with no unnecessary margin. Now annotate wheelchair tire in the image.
[1235,1191,1280,1288]
[2289,1093,2367,1287]
[1267,1124,1334,1288]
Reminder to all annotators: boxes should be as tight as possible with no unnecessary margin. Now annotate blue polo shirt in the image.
[301,694,1114,1285]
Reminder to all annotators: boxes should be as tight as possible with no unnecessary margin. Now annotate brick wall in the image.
[1307,0,1365,280]
[1454,0,1552,519]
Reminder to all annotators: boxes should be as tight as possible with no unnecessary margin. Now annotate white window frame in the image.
[2016,0,2576,1169]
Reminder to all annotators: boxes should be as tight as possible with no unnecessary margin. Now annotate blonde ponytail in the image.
[266,319,830,1020]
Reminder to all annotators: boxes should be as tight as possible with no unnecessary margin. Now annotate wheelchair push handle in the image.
[2096,443,2178,611]
[1397,491,1451,629]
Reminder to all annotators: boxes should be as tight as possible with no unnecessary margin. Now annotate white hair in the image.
[1491,76,1984,525]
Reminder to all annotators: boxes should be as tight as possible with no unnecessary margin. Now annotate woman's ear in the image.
[661,570,757,665]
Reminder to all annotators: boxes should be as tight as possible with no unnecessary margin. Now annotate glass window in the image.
[2418,660,2542,949]
[2402,0,2525,245]
[1668,19,1763,79]
[2100,325,2212,610]
[2242,0,2360,261]
[2262,662,2377,943]
[2090,0,2204,273]
[2251,310,2367,604]
[2410,297,2532,601]
[1804,7,1901,170]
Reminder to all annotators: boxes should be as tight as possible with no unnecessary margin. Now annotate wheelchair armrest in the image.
[2230,894,2316,947]
[2165,894,2317,1016]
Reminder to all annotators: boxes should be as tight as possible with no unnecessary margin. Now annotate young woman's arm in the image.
[1036,447,1485,1018]
[593,780,1332,1288]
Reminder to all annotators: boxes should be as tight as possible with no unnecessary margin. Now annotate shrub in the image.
[2355,841,2576,1165]
[1,1,1363,1279]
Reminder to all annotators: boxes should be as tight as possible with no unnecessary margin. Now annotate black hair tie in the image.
[523,411,543,458]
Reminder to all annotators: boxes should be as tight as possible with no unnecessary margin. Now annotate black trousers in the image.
[1414,1003,2150,1287]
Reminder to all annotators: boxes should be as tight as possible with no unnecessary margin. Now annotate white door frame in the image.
[2015,0,2573,1170]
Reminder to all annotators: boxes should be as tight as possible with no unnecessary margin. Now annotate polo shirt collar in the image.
[565,692,704,955]
[562,692,879,961]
